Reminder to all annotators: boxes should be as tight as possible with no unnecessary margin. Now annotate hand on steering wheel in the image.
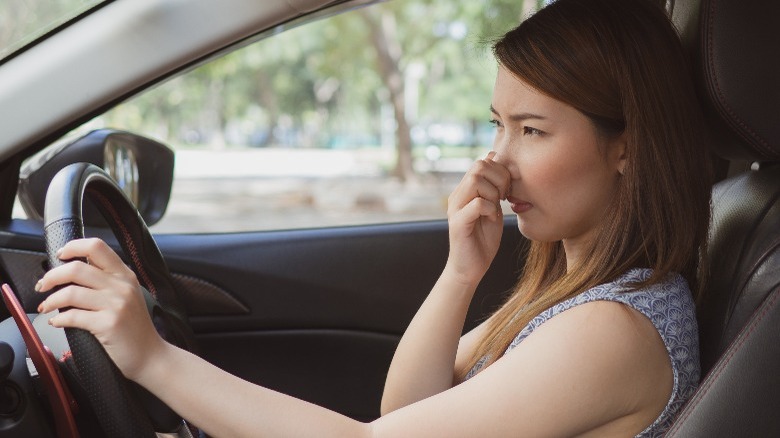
[34,163,197,437]
[37,238,165,382]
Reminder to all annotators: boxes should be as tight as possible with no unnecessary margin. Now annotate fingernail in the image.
[34,280,42,292]
[56,248,63,258]
[37,303,43,313]
[48,318,53,326]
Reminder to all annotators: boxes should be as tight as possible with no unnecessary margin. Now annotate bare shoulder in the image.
[531,299,667,359]
[372,300,674,437]
[521,300,673,396]
[496,300,674,435]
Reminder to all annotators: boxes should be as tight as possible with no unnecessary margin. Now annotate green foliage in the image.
[95,0,533,156]
[0,0,103,59]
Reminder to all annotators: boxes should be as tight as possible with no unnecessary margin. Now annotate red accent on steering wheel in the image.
[1,283,79,438]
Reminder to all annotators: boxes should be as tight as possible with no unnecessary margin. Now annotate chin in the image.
[517,221,550,242]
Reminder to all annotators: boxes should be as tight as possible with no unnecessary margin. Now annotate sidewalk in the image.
[151,148,472,233]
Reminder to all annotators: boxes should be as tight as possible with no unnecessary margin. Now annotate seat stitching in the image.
[669,285,780,429]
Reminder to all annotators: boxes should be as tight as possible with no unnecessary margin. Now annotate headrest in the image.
[674,0,780,162]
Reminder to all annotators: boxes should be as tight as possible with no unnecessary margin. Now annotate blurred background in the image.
[4,0,544,232]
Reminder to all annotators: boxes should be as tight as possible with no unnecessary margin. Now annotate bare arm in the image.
[453,314,493,376]
[380,269,476,415]
[380,153,510,414]
[39,243,671,438]
[139,299,670,438]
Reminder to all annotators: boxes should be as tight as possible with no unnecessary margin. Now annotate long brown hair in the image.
[456,0,712,381]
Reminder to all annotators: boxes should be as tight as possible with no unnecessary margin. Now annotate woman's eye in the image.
[523,126,544,136]
[489,119,503,129]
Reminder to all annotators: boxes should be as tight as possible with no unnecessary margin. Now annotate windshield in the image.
[0,0,105,61]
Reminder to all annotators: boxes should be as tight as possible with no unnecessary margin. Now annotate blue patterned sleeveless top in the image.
[465,268,700,438]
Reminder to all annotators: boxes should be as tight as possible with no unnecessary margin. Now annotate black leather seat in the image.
[667,0,780,435]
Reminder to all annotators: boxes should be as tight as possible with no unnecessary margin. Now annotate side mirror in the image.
[18,129,174,227]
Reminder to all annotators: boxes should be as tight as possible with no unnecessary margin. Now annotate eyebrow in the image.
[490,105,547,122]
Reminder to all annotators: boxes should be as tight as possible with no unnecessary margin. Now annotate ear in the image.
[610,131,628,175]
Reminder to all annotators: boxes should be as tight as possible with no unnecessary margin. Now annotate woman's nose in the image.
[491,149,510,167]
[490,147,518,181]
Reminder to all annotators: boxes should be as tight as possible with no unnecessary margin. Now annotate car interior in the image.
[664,0,780,435]
[0,0,777,436]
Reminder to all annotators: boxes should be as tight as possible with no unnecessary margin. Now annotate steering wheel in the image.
[43,162,198,437]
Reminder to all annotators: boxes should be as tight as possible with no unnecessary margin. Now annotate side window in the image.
[86,0,529,233]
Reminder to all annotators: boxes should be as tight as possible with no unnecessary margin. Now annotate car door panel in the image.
[0,219,525,420]
[163,220,524,420]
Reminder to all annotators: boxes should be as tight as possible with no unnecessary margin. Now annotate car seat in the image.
[666,0,780,435]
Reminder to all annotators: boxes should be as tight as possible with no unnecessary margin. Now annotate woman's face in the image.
[491,67,625,266]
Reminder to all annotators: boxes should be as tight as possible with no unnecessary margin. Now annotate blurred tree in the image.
[357,7,415,180]
[354,0,535,181]
[0,0,101,58]
[98,0,536,181]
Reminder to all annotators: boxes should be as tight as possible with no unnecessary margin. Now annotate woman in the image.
[36,0,712,436]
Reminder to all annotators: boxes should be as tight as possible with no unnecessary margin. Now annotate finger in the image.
[473,178,501,207]
[479,159,511,200]
[38,260,104,293]
[39,285,108,314]
[471,157,510,199]
[468,197,503,221]
[452,174,502,208]
[458,159,509,200]
[38,259,132,294]
[48,308,101,332]
[451,197,503,230]
[57,238,128,273]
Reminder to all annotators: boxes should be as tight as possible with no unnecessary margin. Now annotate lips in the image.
[507,196,533,214]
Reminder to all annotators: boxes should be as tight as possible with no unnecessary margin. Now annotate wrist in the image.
[133,338,176,388]
[440,263,482,293]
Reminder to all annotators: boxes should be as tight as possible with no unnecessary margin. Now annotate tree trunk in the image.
[204,78,227,149]
[359,9,415,182]
[255,72,279,147]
